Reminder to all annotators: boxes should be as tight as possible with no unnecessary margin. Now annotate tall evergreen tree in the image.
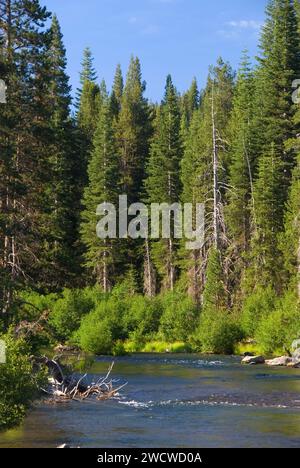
[225,52,256,302]
[110,63,124,119]
[81,96,121,291]
[75,46,97,108]
[145,75,183,291]
[255,0,300,193]
[180,59,234,300]
[116,56,151,203]
[114,57,152,282]
[0,0,52,315]
[248,143,285,290]
[45,14,82,289]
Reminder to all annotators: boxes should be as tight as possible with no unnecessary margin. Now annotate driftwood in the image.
[36,357,127,402]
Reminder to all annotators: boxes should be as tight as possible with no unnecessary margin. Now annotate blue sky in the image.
[43,0,268,103]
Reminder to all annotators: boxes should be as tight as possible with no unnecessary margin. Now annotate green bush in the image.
[0,333,46,431]
[74,297,127,354]
[18,290,59,321]
[75,314,113,355]
[197,312,244,354]
[241,286,277,337]
[49,288,95,341]
[123,295,163,341]
[255,291,300,354]
[159,293,199,342]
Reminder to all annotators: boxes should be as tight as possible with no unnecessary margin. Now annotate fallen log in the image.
[36,357,127,402]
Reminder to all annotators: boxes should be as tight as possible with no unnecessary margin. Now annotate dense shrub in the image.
[197,312,244,354]
[18,290,59,321]
[74,297,127,354]
[159,293,199,342]
[75,314,114,355]
[49,288,96,341]
[241,286,277,337]
[0,333,46,431]
[255,291,300,354]
[123,295,163,343]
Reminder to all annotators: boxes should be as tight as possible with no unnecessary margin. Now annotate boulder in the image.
[292,348,300,362]
[242,355,265,365]
[265,356,293,367]
[292,340,300,351]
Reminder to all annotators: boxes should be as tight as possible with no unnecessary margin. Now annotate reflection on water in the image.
[1,354,300,448]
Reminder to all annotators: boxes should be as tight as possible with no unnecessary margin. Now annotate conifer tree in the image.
[45,14,82,288]
[0,0,52,314]
[81,96,121,291]
[255,0,300,194]
[110,63,124,119]
[225,52,256,302]
[116,56,151,203]
[180,59,234,300]
[180,77,199,142]
[145,75,182,290]
[75,46,97,108]
[248,143,285,290]
[114,57,152,281]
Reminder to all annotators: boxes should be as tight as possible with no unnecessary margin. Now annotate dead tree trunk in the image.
[211,85,220,251]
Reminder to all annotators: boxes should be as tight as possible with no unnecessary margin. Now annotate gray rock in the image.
[242,355,265,365]
[265,356,293,367]
[292,340,300,351]
[292,348,300,362]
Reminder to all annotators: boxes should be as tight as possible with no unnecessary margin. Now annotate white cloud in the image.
[226,20,263,30]
[141,24,159,35]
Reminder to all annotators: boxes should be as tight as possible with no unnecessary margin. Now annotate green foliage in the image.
[123,295,163,342]
[18,290,59,322]
[255,291,300,354]
[49,288,95,341]
[203,248,227,313]
[75,315,114,355]
[197,312,244,355]
[0,334,46,431]
[241,286,277,337]
[159,293,199,342]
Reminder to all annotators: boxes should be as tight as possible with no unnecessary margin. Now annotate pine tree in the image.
[75,46,97,107]
[180,59,234,300]
[116,56,151,203]
[45,14,82,289]
[282,103,300,299]
[202,247,227,312]
[225,52,256,302]
[145,75,183,290]
[0,0,52,315]
[248,143,285,290]
[114,57,152,282]
[110,63,124,119]
[180,77,199,142]
[255,0,300,193]
[81,97,121,291]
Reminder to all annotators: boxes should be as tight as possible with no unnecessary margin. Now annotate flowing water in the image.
[1,354,300,448]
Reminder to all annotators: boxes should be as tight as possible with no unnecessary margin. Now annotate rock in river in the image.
[292,348,300,362]
[265,356,293,367]
[241,355,265,365]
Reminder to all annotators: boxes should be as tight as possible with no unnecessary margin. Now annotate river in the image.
[1,354,300,448]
